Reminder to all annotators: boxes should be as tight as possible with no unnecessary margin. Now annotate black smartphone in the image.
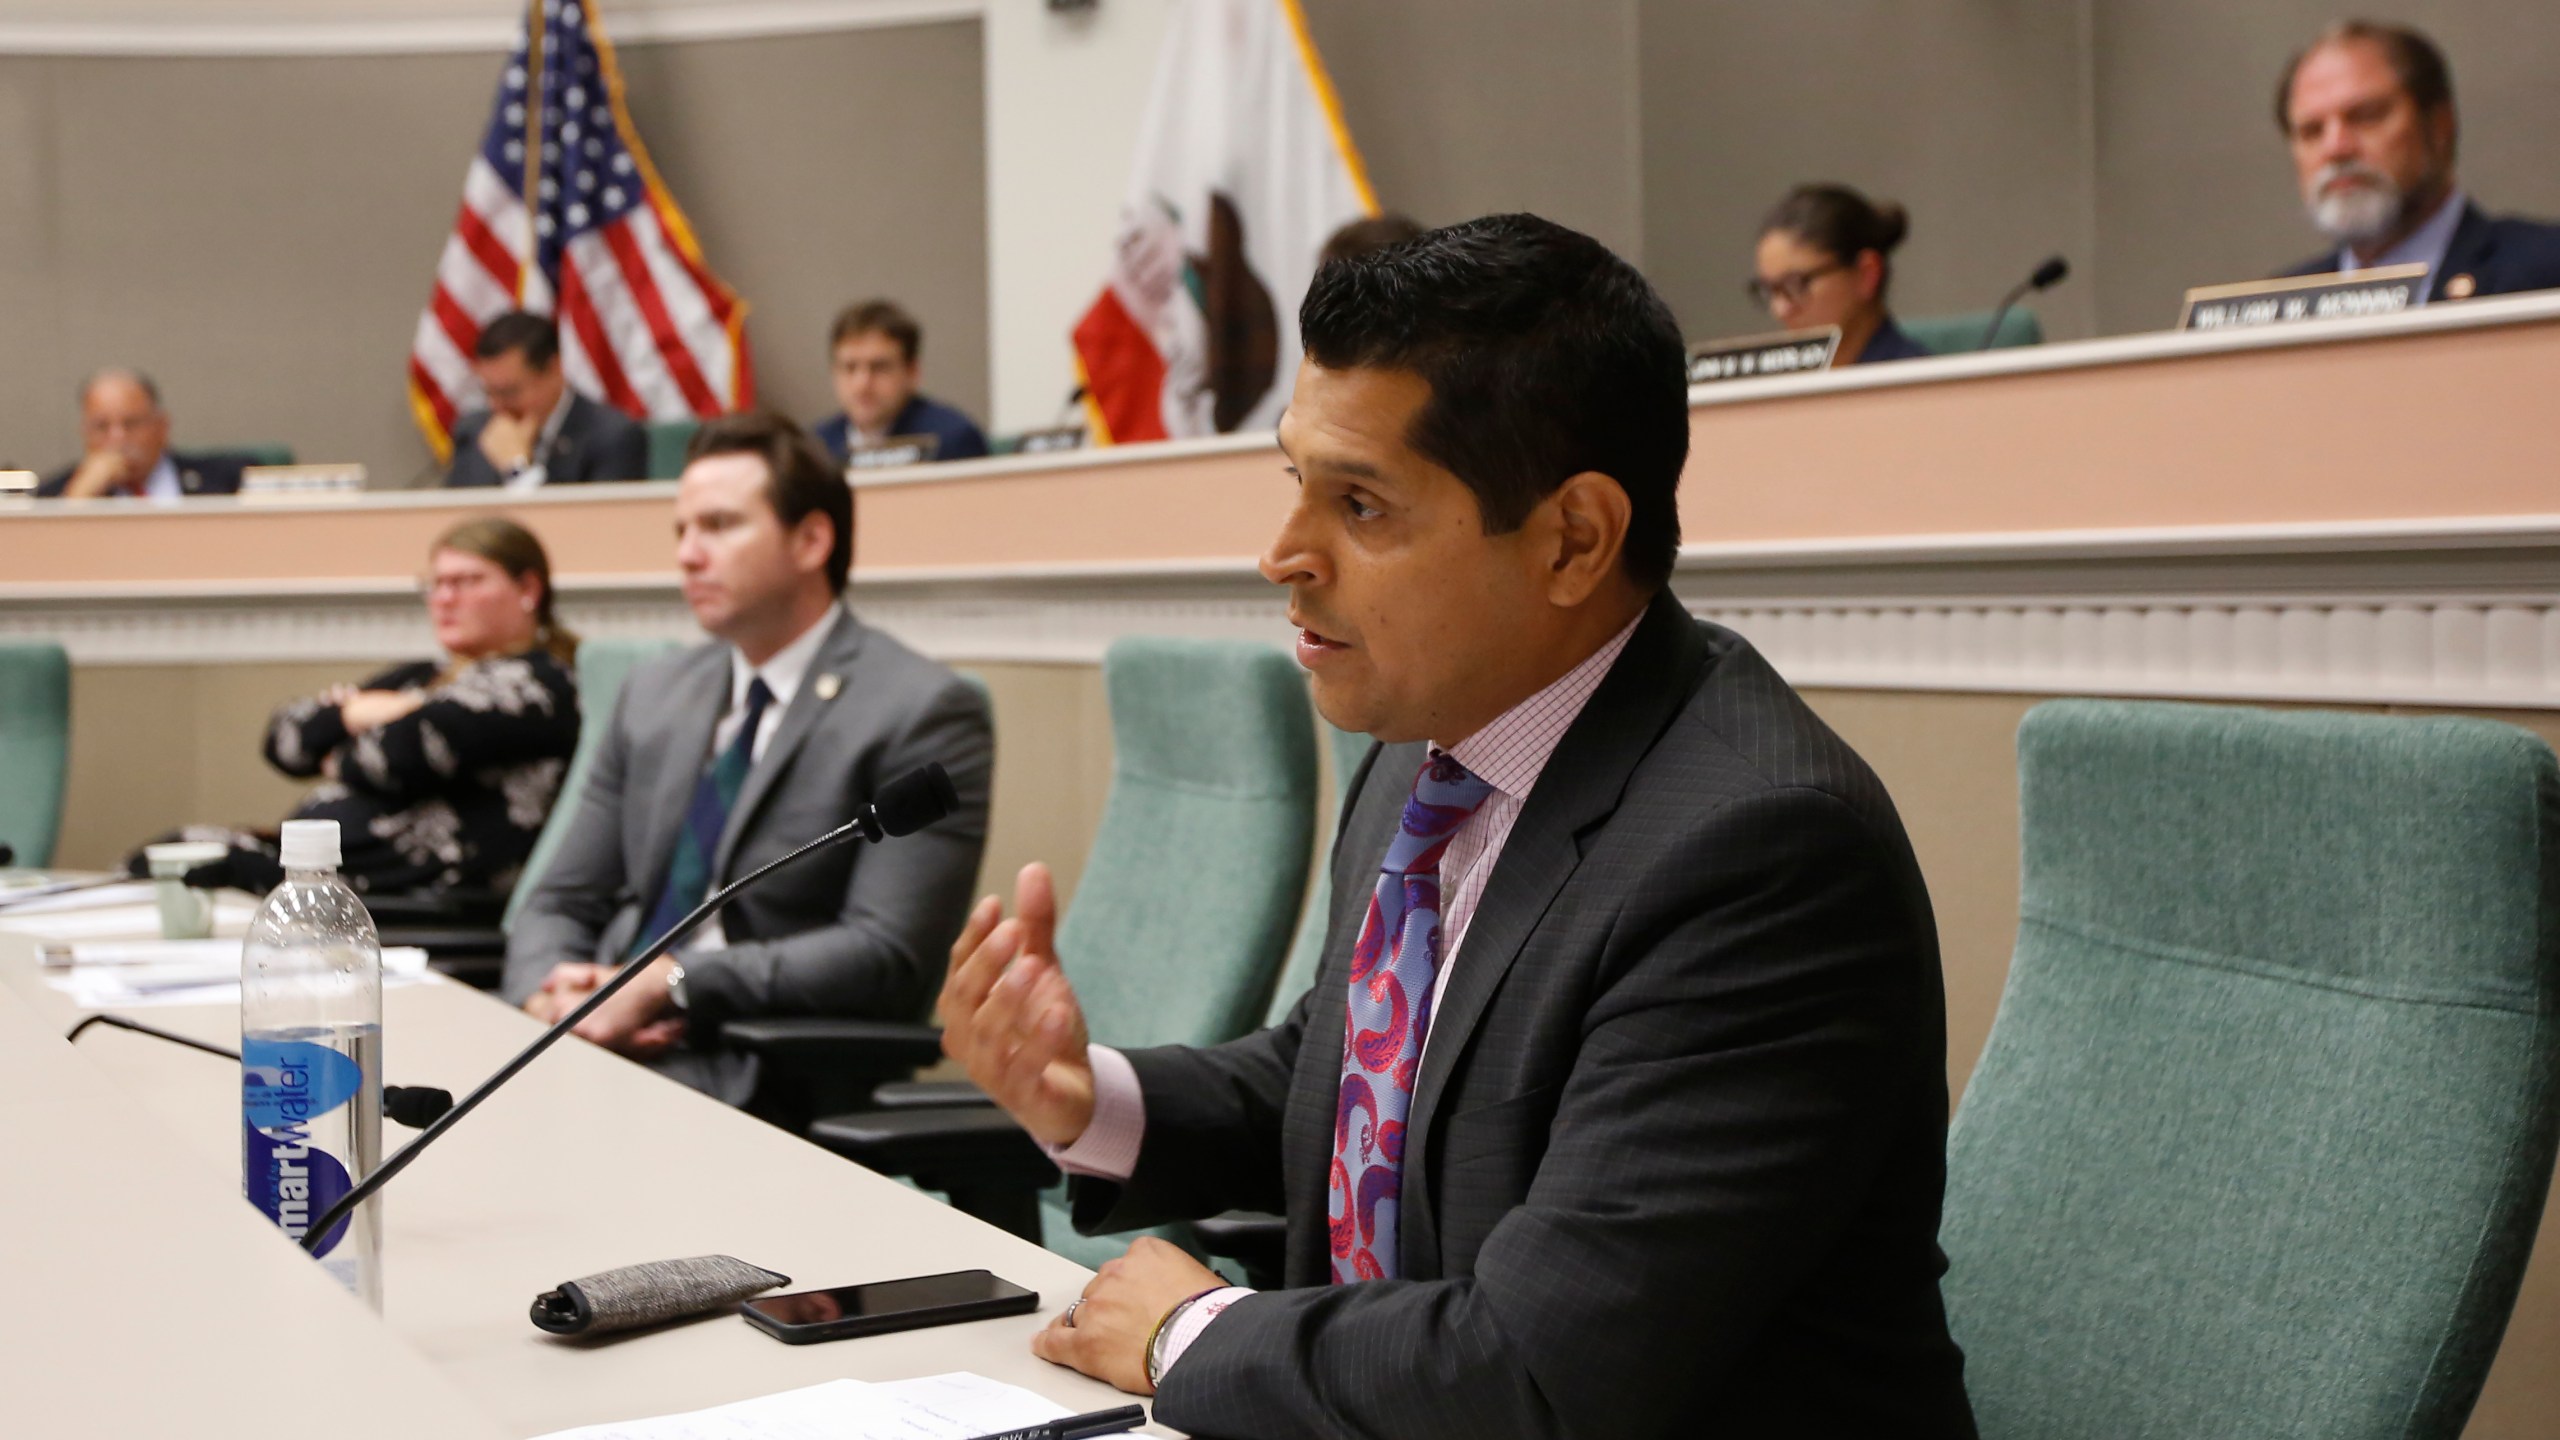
[738,1268,1040,1344]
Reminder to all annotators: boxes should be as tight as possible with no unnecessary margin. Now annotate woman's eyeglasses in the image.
[1744,262,1846,309]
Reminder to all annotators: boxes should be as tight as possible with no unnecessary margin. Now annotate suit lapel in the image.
[2431,202,2495,301]
[638,646,729,902]
[1398,593,1712,1263]
[712,607,865,881]
[546,395,587,481]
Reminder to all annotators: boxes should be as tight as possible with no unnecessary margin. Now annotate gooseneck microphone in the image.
[1978,255,2070,351]
[297,763,961,1253]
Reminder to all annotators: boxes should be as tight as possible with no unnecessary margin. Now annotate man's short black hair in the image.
[831,299,922,364]
[686,411,854,594]
[1299,212,1688,589]
[476,311,561,369]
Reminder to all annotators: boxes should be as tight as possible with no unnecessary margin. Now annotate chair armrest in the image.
[719,1017,946,1072]
[870,1079,995,1110]
[1192,1210,1286,1289]
[808,1105,1059,1190]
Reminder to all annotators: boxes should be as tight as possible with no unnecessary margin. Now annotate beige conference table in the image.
[0,900,1144,1438]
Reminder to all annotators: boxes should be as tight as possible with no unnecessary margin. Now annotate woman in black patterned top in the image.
[248,517,580,894]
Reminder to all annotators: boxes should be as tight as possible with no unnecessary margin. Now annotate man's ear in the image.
[1540,471,1633,607]
[793,511,837,576]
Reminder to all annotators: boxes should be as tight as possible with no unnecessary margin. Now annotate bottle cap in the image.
[277,819,341,872]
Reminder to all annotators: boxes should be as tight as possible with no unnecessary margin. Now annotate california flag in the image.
[1072,0,1376,444]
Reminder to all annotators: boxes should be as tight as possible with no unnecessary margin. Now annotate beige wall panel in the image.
[2090,1,2560,336]
[1297,0,1643,262]
[0,24,987,490]
[1637,1,2099,347]
[962,661,1113,910]
[610,21,989,434]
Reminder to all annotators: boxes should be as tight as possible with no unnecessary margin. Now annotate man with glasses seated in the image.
[1748,184,1928,366]
[37,370,247,499]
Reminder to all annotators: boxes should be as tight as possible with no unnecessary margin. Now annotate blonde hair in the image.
[429,515,578,668]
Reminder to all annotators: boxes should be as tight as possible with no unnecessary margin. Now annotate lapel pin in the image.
[814,673,842,701]
[2444,273,2477,300]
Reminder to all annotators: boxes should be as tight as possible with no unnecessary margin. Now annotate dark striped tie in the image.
[636,677,773,953]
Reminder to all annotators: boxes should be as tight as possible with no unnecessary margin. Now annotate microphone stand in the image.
[298,808,889,1253]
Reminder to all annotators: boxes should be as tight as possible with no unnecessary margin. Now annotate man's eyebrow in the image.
[1295,453,1387,482]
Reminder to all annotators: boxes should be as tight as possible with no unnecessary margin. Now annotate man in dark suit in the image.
[939,214,1975,1437]
[501,411,991,1108]
[2273,20,2560,302]
[37,369,246,499]
[811,299,989,466]
[443,311,650,488]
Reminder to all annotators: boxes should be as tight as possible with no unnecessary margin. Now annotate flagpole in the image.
[518,0,545,301]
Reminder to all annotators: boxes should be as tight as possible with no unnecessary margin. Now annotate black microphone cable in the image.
[65,1012,456,1128]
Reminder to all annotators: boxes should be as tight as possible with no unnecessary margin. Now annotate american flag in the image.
[408,0,751,461]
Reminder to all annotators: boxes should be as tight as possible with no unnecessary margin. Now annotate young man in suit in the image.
[941,214,1976,1437]
[2274,20,2560,302]
[811,300,989,466]
[501,411,992,1109]
[37,369,246,499]
[442,311,651,488]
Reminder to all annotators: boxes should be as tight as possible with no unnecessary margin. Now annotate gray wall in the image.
[1299,0,1644,263]
[0,21,985,487]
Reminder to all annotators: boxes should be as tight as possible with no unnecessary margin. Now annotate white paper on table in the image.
[47,946,435,1010]
[0,898,260,943]
[529,1372,1077,1440]
[0,882,158,917]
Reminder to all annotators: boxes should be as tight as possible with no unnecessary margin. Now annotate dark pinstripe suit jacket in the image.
[1073,592,1976,1438]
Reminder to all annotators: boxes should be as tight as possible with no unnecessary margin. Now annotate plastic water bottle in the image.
[241,819,385,1309]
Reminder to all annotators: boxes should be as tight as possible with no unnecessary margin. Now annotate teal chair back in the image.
[645,420,699,479]
[1265,723,1379,1026]
[1038,639,1316,1266]
[1060,638,1317,1049]
[505,637,682,928]
[1900,306,2043,355]
[1942,700,2560,1440]
[0,643,71,867]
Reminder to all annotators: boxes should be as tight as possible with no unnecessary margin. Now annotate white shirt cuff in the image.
[1157,1287,1254,1381]
[1042,1044,1144,1180]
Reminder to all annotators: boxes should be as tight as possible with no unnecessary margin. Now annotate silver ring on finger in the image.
[1062,1298,1084,1328]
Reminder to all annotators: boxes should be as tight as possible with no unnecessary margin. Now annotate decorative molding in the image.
[7,532,2557,709]
[0,0,985,57]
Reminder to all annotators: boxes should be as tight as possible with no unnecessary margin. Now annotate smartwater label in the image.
[243,1039,361,1256]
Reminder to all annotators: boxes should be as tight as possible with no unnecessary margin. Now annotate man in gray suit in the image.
[939,216,1974,1436]
[442,311,651,489]
[503,411,991,1108]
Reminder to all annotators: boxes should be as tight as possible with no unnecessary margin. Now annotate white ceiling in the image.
[0,0,981,54]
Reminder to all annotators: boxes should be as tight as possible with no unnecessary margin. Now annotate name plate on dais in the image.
[2179,264,2428,332]
[1686,326,1839,385]
[845,434,942,472]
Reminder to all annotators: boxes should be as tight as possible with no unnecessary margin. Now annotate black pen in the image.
[963,1403,1148,1440]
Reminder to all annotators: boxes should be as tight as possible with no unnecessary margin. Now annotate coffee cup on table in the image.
[144,841,230,940]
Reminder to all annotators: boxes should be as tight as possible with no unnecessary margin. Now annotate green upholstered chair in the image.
[0,642,71,868]
[1899,306,2043,355]
[798,638,1319,1256]
[504,637,683,930]
[1942,700,2560,1440]
[644,420,698,480]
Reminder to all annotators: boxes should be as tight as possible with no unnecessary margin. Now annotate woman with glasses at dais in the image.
[156,516,583,898]
[1748,183,1929,366]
